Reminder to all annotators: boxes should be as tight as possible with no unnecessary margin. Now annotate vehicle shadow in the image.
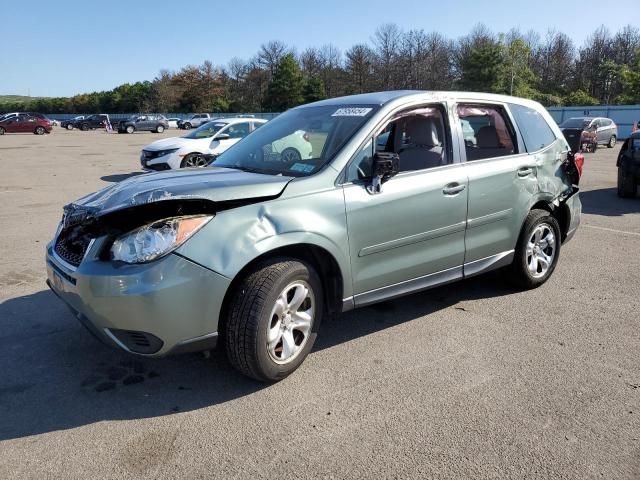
[580,187,640,216]
[0,271,512,441]
[100,172,146,183]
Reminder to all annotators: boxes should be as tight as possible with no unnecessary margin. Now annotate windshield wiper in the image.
[222,165,272,175]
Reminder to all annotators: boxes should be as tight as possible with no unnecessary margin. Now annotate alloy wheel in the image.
[526,223,556,278]
[266,281,315,364]
[184,154,209,168]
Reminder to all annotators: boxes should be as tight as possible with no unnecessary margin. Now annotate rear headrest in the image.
[477,126,500,148]
[405,116,441,148]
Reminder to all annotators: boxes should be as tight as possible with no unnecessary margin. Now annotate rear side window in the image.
[457,104,517,161]
[510,104,557,152]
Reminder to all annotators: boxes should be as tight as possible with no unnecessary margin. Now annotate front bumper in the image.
[46,239,231,356]
[140,151,182,170]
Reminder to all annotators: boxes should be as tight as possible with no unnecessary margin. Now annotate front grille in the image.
[109,329,163,354]
[54,229,93,267]
[145,162,171,171]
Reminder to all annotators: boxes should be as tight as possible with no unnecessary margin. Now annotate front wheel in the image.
[126,125,135,134]
[507,209,561,289]
[617,167,637,198]
[66,124,74,130]
[0,127,5,135]
[181,153,208,168]
[156,125,165,133]
[224,259,323,382]
[607,135,617,148]
[34,126,45,135]
[183,122,192,130]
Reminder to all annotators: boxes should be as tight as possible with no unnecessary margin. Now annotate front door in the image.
[343,104,468,306]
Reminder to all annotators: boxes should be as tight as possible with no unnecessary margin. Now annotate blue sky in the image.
[2,0,632,97]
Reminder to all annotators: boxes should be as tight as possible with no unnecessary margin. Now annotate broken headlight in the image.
[110,215,212,264]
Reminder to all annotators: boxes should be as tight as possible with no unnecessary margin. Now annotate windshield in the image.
[213,104,379,176]
[183,122,227,139]
[560,118,591,128]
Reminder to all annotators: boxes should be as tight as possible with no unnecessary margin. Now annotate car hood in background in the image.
[68,167,293,217]
[143,136,211,151]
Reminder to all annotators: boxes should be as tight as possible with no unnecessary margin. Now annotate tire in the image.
[507,209,561,289]
[180,153,208,168]
[224,258,323,382]
[156,125,165,133]
[281,147,302,163]
[607,135,617,148]
[66,124,74,130]
[0,127,5,135]
[126,125,135,134]
[184,122,192,130]
[34,126,45,135]
[617,167,637,198]
[80,123,89,131]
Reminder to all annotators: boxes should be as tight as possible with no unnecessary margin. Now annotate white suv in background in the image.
[178,113,212,129]
[141,118,266,170]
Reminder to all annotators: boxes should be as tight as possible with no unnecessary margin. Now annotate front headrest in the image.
[405,116,441,148]
[477,126,500,148]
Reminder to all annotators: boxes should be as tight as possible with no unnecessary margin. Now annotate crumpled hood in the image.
[69,167,292,218]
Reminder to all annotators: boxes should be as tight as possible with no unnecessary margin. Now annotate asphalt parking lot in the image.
[0,128,639,479]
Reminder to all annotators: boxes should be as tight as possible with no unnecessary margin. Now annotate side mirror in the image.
[215,133,230,140]
[367,152,400,195]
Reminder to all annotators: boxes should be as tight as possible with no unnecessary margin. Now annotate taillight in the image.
[303,132,310,142]
[574,153,584,178]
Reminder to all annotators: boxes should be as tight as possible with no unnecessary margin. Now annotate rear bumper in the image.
[563,190,582,244]
[46,241,231,356]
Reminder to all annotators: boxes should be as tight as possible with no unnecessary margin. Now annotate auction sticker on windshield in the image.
[290,163,315,173]
[332,108,373,117]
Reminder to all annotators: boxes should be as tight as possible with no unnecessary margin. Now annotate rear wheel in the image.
[281,147,301,163]
[0,127,5,135]
[126,125,135,134]
[617,167,637,198]
[607,135,617,148]
[224,259,323,382]
[66,124,74,130]
[34,126,45,135]
[508,209,561,289]
[80,123,89,131]
[156,125,165,133]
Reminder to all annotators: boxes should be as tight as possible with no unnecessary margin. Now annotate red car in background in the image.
[0,113,52,135]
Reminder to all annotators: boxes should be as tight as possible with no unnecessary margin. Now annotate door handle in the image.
[517,167,534,177]
[443,183,466,195]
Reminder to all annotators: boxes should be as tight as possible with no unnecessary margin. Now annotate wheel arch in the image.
[529,197,570,242]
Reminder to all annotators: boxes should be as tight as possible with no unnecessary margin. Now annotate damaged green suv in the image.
[46,91,582,381]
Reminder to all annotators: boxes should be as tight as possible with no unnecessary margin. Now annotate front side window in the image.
[457,104,517,161]
[560,118,591,129]
[183,122,227,139]
[346,105,448,182]
[509,104,557,152]
[213,104,378,177]
[226,122,251,139]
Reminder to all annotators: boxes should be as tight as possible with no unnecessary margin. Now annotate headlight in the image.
[156,148,179,157]
[110,215,212,264]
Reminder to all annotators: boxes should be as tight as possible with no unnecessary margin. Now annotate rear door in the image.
[343,103,468,304]
[455,102,538,272]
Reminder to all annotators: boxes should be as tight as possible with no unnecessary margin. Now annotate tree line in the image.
[3,23,640,115]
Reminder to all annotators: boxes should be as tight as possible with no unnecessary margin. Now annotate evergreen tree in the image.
[458,42,504,93]
[263,54,304,111]
[302,77,326,103]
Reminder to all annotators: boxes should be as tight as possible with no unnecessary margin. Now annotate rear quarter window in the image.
[510,104,557,152]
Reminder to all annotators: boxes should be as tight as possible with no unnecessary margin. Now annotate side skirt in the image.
[342,250,514,311]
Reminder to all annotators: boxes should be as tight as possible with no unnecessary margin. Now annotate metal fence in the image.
[48,112,281,122]
[547,105,640,139]
[41,105,640,138]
